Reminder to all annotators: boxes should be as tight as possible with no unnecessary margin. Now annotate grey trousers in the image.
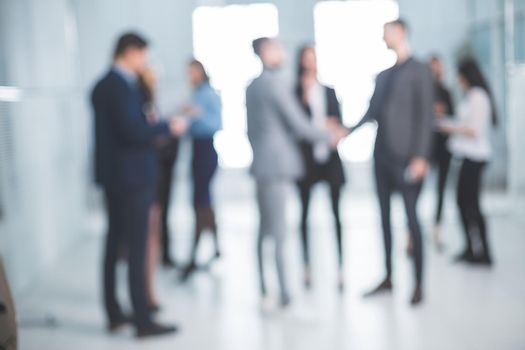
[256,179,290,301]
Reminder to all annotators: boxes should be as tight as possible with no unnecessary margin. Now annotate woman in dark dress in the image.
[180,59,222,281]
[429,55,455,250]
[295,45,346,291]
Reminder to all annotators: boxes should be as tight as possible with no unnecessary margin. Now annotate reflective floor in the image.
[16,166,525,350]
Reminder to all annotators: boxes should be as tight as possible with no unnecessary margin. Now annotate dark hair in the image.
[296,45,315,81]
[295,45,316,101]
[138,74,154,104]
[113,32,148,59]
[189,58,210,83]
[458,58,498,126]
[252,37,271,57]
[385,18,409,33]
[429,53,441,63]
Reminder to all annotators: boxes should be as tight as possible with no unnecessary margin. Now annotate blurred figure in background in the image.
[439,58,496,266]
[156,121,181,267]
[349,19,434,305]
[91,32,185,337]
[295,45,346,291]
[246,37,347,308]
[139,66,180,271]
[429,54,455,250]
[137,65,162,312]
[180,59,222,281]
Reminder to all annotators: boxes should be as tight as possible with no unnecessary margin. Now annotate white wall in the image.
[0,0,90,293]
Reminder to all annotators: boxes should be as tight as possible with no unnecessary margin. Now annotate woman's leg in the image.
[467,160,492,263]
[329,183,345,290]
[181,139,218,281]
[455,160,475,260]
[298,182,312,287]
[434,150,451,249]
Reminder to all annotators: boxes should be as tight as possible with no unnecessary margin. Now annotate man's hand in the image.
[434,101,447,119]
[169,117,188,137]
[330,125,349,149]
[407,157,429,183]
[180,104,201,118]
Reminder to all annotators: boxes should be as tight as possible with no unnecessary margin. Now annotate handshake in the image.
[325,117,350,148]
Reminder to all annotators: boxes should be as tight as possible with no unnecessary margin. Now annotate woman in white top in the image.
[295,46,346,290]
[439,58,497,266]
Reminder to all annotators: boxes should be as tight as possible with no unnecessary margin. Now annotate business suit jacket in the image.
[246,68,331,181]
[295,84,346,186]
[354,58,434,163]
[91,69,170,193]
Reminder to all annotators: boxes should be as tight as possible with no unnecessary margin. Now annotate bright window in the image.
[192,3,279,168]
[314,0,399,162]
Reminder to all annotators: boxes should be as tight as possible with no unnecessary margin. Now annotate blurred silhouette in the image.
[439,58,497,266]
[295,45,346,291]
[179,59,222,281]
[350,19,434,306]
[0,258,17,350]
[137,64,176,313]
[156,138,180,268]
[246,37,347,308]
[429,54,455,250]
[91,32,185,337]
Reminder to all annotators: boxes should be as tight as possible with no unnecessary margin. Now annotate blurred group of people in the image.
[91,17,497,338]
[92,34,221,337]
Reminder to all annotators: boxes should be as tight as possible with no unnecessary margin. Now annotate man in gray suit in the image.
[350,19,434,306]
[246,37,346,308]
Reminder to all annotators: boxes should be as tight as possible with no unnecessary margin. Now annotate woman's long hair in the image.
[295,45,315,102]
[458,58,498,126]
[189,58,210,84]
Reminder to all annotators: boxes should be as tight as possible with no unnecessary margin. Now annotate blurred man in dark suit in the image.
[350,20,434,306]
[91,32,186,338]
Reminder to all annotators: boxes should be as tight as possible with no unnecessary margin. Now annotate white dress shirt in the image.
[448,87,492,161]
[308,83,330,163]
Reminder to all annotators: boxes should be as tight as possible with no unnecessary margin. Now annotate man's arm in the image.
[272,81,331,143]
[110,82,170,146]
[351,74,382,133]
[407,64,435,182]
[413,65,435,159]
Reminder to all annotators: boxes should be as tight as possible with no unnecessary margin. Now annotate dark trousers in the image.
[434,149,452,224]
[298,181,343,268]
[192,138,218,207]
[374,157,424,286]
[103,187,154,327]
[456,159,490,258]
[156,140,179,262]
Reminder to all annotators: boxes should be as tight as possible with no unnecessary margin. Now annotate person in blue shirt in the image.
[180,59,222,281]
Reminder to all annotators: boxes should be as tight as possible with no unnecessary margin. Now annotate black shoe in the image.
[337,270,345,293]
[470,255,493,266]
[279,294,291,309]
[107,315,134,333]
[363,279,392,298]
[179,263,197,282]
[162,257,177,268]
[453,250,475,263]
[136,322,179,338]
[148,304,161,314]
[338,280,345,294]
[410,287,423,306]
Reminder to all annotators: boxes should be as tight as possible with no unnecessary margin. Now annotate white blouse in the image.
[448,87,492,161]
[308,82,330,163]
